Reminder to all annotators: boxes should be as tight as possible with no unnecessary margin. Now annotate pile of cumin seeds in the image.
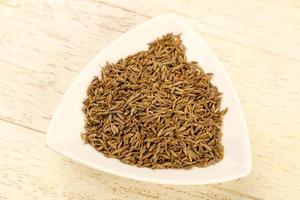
[82,33,227,169]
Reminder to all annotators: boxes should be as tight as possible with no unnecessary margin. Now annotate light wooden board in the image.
[0,0,300,199]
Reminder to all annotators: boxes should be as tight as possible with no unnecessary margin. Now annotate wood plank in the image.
[105,0,300,60]
[0,0,300,199]
[0,121,258,200]
[1,0,300,134]
[0,1,148,131]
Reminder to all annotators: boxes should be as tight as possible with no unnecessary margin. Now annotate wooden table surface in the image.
[1,1,300,199]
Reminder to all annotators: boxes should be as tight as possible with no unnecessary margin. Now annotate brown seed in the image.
[111,124,119,134]
[82,33,226,169]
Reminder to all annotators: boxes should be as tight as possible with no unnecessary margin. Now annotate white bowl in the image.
[46,13,251,185]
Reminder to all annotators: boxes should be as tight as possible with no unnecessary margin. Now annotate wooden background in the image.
[1,0,300,199]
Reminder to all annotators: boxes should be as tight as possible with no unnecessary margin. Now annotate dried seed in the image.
[111,124,119,134]
[82,33,226,169]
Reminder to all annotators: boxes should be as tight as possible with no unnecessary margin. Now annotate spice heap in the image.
[82,33,227,169]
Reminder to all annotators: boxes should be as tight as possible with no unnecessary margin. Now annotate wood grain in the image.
[1,0,300,199]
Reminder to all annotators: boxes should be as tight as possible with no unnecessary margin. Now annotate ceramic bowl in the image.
[46,13,251,185]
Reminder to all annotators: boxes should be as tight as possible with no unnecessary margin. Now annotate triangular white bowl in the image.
[46,13,251,185]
